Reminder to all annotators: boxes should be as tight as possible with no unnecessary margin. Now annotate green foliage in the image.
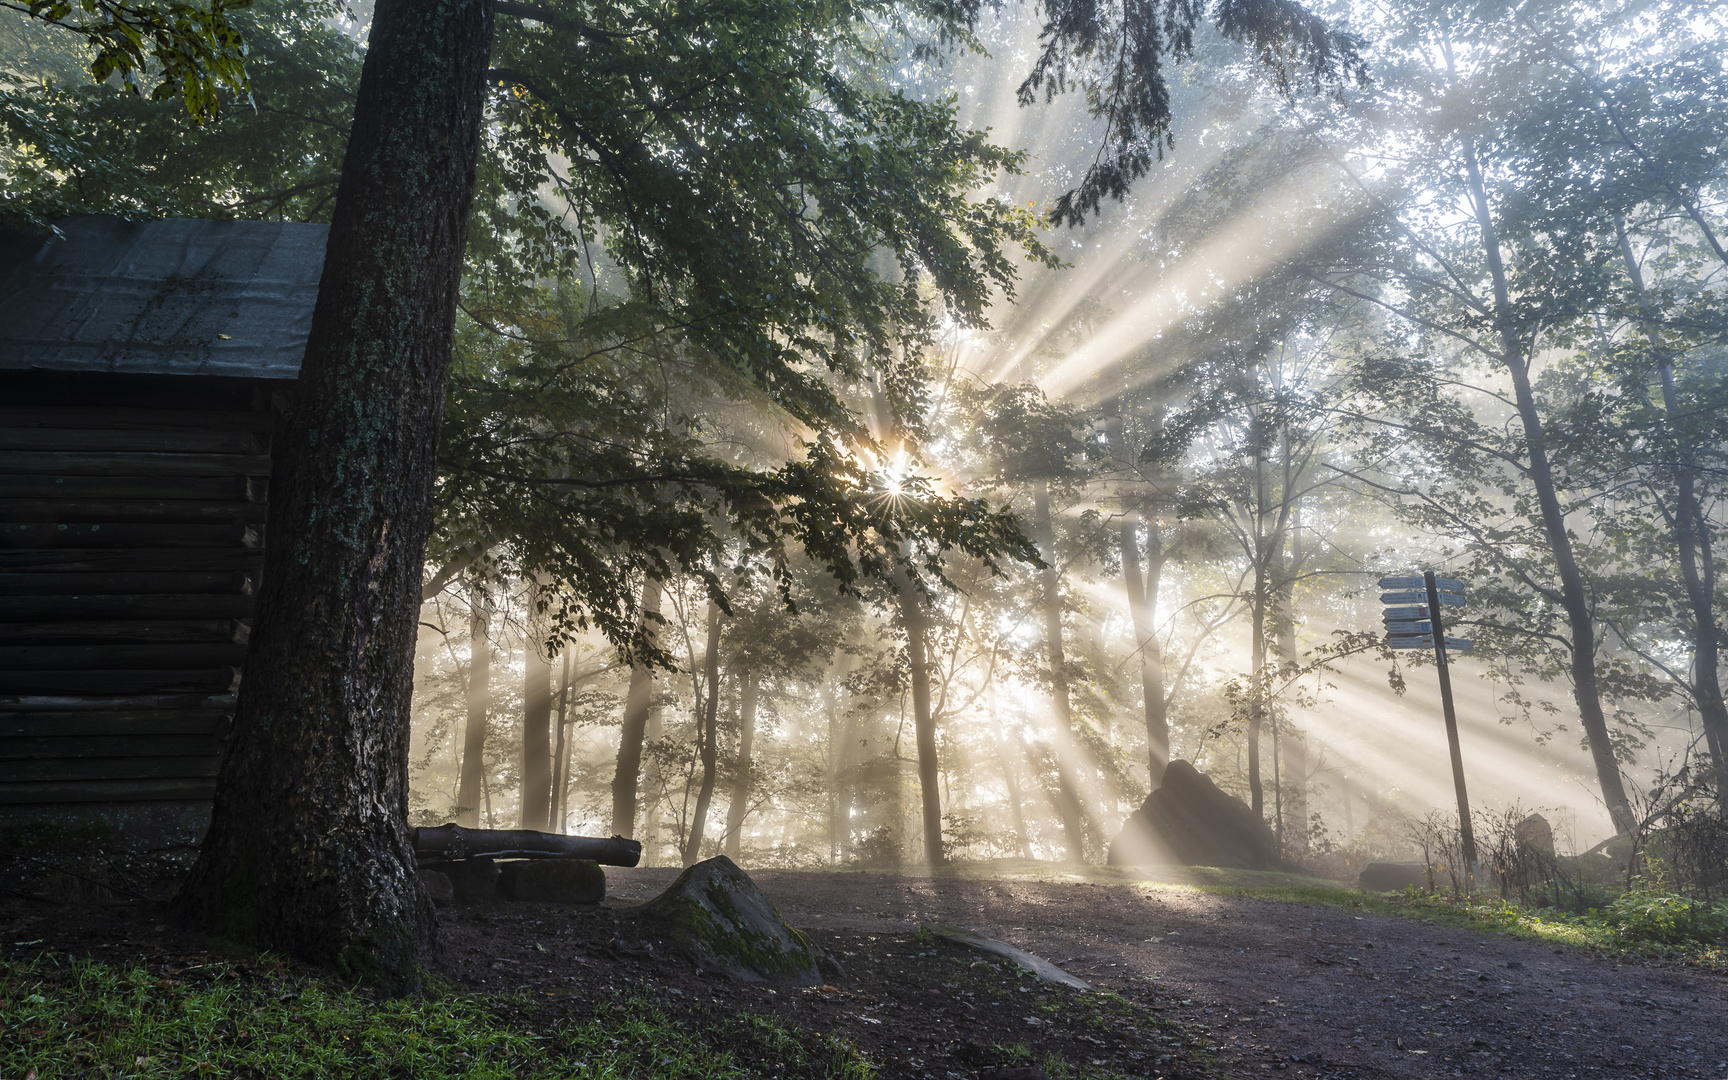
[0,0,356,228]
[439,0,1061,660]
[9,0,252,120]
[0,955,875,1080]
[1602,891,1728,947]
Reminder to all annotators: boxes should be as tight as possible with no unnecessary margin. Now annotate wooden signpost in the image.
[1380,572,1478,876]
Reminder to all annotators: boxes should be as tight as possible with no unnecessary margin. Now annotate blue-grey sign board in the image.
[1381,591,1464,606]
[1389,635,1473,651]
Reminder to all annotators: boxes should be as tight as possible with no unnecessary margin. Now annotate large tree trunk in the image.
[724,670,759,859]
[520,610,554,831]
[1460,138,1635,835]
[1033,483,1091,860]
[894,558,945,865]
[610,577,662,837]
[171,0,494,989]
[456,581,491,827]
[682,598,723,865]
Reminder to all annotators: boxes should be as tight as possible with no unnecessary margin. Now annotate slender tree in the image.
[455,580,491,827]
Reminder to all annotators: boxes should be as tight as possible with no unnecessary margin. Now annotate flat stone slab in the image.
[923,924,1092,991]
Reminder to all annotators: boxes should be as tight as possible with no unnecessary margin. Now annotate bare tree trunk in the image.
[1273,520,1306,853]
[682,599,723,865]
[456,581,491,827]
[171,0,493,989]
[989,689,1034,859]
[724,670,758,859]
[550,650,571,832]
[611,577,662,836]
[1460,137,1634,835]
[1033,483,1091,860]
[642,687,664,865]
[520,602,554,831]
[1105,403,1169,786]
[1248,567,1267,818]
[894,558,945,865]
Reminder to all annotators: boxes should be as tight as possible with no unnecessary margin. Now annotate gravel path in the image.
[608,867,1728,1079]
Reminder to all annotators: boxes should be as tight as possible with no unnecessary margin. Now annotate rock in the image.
[1359,861,1431,891]
[440,857,500,901]
[498,859,605,903]
[924,924,1092,990]
[1106,759,1278,870]
[1516,814,1555,856]
[419,868,454,908]
[632,855,823,984]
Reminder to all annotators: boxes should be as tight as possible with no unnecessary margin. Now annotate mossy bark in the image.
[171,0,495,991]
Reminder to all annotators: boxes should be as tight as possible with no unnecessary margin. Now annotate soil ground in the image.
[6,863,1726,1080]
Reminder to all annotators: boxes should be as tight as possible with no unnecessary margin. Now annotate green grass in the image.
[0,956,873,1080]
[1194,883,1728,970]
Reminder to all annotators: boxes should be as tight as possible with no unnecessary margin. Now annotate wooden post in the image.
[1426,570,1476,880]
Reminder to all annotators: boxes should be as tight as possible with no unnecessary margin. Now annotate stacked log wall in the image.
[0,372,282,819]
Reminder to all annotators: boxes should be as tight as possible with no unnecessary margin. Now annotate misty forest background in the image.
[5,0,1724,872]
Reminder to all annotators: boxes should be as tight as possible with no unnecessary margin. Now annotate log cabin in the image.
[0,215,326,843]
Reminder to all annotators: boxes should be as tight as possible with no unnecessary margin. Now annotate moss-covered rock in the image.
[632,855,823,984]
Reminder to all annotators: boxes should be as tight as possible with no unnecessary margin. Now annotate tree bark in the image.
[1460,136,1635,835]
[894,557,945,865]
[681,598,723,865]
[723,670,758,859]
[520,607,554,831]
[1033,483,1091,860]
[171,0,494,989]
[456,581,491,827]
[610,576,662,836]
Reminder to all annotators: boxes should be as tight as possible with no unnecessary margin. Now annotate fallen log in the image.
[412,823,641,866]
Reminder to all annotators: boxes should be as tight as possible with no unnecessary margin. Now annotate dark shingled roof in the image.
[0,216,327,380]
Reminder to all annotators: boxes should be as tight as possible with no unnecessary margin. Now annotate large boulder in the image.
[1107,759,1278,870]
[632,855,824,984]
[1515,814,1555,856]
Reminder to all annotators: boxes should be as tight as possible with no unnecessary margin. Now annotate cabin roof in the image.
[0,216,327,380]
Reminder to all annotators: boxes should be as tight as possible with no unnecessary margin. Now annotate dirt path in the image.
[608,867,1728,1079]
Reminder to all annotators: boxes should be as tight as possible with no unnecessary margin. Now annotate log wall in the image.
[0,372,283,810]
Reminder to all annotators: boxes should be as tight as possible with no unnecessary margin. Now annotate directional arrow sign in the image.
[1382,591,1464,606]
[1380,575,1465,593]
[1389,635,1473,651]
[1383,605,1429,620]
[1385,620,1433,634]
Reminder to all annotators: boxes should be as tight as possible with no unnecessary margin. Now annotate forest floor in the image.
[6,862,1726,1080]
[581,864,1724,1080]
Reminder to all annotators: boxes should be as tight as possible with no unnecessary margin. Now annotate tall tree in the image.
[455,581,491,827]
[682,598,724,865]
[610,576,662,837]
[171,0,494,988]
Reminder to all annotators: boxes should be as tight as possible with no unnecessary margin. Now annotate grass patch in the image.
[1198,884,1728,971]
[1,955,873,1080]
